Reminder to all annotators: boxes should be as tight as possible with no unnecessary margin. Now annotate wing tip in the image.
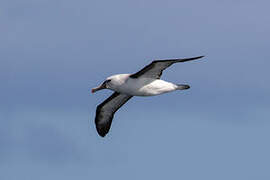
[189,55,205,60]
[154,55,205,62]
[96,124,109,137]
[197,55,205,58]
[97,131,107,137]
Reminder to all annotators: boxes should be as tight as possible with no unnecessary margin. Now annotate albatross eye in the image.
[102,79,111,86]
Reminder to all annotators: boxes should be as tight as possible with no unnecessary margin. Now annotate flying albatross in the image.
[92,56,204,137]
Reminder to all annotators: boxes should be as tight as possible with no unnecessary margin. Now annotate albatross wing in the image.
[130,56,204,79]
[95,92,133,137]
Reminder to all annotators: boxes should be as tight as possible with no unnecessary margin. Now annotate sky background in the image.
[1,0,270,179]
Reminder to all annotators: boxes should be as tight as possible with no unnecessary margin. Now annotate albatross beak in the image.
[91,84,106,93]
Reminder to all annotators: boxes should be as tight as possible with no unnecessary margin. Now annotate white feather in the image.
[107,74,178,96]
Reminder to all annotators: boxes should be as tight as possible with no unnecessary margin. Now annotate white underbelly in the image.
[114,78,177,96]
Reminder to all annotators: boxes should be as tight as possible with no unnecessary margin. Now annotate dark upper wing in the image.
[130,56,204,79]
[95,92,133,137]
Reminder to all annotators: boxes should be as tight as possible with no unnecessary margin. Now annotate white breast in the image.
[110,75,178,96]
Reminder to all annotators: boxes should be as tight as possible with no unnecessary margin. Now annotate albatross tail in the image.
[176,84,190,90]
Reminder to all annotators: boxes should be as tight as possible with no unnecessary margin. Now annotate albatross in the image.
[92,56,204,137]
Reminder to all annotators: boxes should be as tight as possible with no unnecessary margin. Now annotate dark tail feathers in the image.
[176,84,190,90]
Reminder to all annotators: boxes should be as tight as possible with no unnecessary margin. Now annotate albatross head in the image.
[91,79,112,93]
[92,74,130,93]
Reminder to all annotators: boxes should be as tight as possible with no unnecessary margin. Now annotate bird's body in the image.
[106,74,179,96]
[92,56,204,137]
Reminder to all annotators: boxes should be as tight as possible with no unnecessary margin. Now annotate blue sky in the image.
[1,0,270,179]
